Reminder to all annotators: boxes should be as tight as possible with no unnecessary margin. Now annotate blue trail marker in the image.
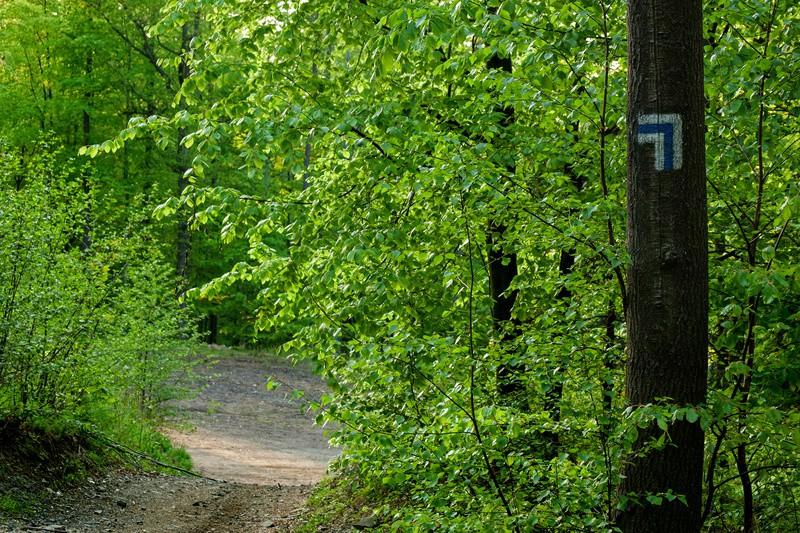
[636,113,683,171]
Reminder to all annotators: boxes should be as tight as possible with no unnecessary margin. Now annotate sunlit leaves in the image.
[124,0,800,529]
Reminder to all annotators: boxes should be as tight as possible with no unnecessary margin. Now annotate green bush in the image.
[0,138,193,466]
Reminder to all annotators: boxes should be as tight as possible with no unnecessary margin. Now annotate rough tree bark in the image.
[617,1,708,532]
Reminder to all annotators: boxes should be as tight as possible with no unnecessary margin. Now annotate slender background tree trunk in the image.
[81,52,93,253]
[176,19,197,284]
[617,1,708,531]
[485,52,524,408]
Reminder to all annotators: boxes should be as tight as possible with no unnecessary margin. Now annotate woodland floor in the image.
[1,349,343,532]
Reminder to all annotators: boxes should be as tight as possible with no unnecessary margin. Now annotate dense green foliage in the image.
[139,0,799,530]
[0,138,192,461]
[0,0,221,475]
[1,0,798,530]
[0,0,267,346]
[0,0,260,461]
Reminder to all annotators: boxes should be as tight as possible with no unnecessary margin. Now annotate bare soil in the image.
[165,352,339,486]
[1,350,341,533]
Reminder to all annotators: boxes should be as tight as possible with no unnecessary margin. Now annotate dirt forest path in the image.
[165,352,339,486]
[5,350,340,533]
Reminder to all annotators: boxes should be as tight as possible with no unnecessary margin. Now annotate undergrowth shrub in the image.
[0,138,193,466]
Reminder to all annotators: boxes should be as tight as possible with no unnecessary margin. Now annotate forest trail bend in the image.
[4,351,340,533]
[165,352,338,486]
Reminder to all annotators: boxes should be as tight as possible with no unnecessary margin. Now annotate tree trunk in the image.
[617,1,708,532]
[543,154,586,448]
[176,20,194,283]
[485,52,524,407]
[81,52,93,253]
[206,313,218,345]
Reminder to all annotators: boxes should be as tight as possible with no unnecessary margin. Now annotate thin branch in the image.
[89,433,219,481]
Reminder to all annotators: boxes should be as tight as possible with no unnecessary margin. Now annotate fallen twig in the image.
[88,433,222,482]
